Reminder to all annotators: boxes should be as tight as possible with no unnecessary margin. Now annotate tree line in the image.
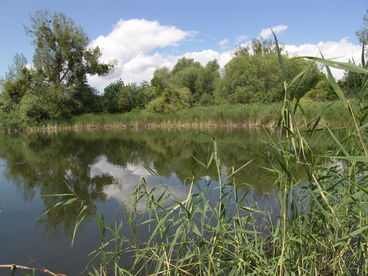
[0,10,366,126]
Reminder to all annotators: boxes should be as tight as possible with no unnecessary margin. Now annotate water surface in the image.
[0,129,317,274]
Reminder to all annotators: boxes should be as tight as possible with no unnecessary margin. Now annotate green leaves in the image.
[41,180,94,246]
[301,56,368,74]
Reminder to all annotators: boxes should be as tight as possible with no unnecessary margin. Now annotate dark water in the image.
[0,129,314,275]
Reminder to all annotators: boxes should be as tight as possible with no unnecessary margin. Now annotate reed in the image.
[28,101,350,132]
[40,36,368,275]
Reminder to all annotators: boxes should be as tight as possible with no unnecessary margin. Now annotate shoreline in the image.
[1,101,349,134]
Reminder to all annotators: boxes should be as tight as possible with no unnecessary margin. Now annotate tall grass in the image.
[33,101,350,132]
[41,37,368,275]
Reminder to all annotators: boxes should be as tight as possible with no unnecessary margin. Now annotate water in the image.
[0,129,307,275]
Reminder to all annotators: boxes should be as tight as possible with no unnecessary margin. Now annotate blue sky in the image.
[0,0,367,90]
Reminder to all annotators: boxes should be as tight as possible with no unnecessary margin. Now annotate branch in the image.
[0,264,66,276]
[59,67,70,83]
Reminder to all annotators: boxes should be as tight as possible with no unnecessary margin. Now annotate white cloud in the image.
[236,34,248,44]
[90,155,188,211]
[284,38,361,79]
[259,24,288,39]
[182,49,232,68]
[90,18,190,63]
[88,19,361,90]
[88,19,192,90]
[219,38,229,49]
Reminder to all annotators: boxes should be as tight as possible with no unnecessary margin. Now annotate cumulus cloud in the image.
[88,19,361,91]
[284,38,361,79]
[90,18,190,62]
[183,49,232,67]
[259,24,288,39]
[219,38,229,49]
[236,34,248,44]
[90,155,188,211]
[88,19,192,90]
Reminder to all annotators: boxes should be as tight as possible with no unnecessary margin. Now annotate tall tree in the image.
[26,10,113,87]
[216,39,321,104]
[341,10,368,95]
[356,9,368,66]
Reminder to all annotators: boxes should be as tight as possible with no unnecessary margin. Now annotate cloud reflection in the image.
[89,155,188,211]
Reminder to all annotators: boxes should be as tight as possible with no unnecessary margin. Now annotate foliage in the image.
[82,40,368,276]
[26,10,112,86]
[356,9,368,58]
[18,84,75,123]
[0,11,358,126]
[101,80,159,113]
[150,67,170,91]
[0,66,32,112]
[0,10,114,126]
[149,58,220,108]
[341,10,368,96]
[72,83,104,114]
[102,80,124,113]
[118,82,156,112]
[216,40,321,104]
[146,87,191,113]
[304,77,337,101]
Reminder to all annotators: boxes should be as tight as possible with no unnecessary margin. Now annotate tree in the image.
[216,40,321,104]
[161,58,220,104]
[0,54,32,112]
[341,10,368,95]
[146,87,191,113]
[151,67,170,92]
[118,81,159,112]
[0,10,114,123]
[356,9,368,65]
[304,78,336,101]
[171,57,201,74]
[26,10,113,87]
[102,80,124,113]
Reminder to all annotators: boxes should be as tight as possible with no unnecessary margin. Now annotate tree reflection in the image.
[0,129,287,237]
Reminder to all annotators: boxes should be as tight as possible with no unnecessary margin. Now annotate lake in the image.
[0,128,324,275]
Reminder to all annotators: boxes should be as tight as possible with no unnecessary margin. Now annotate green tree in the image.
[72,83,103,114]
[151,67,170,92]
[102,80,124,113]
[146,87,191,113]
[24,10,113,118]
[0,54,32,112]
[1,10,114,124]
[356,9,368,64]
[341,10,368,96]
[216,39,320,104]
[171,57,201,74]
[195,60,220,95]
[165,58,220,104]
[119,81,159,112]
[18,83,75,123]
[304,78,336,101]
[27,10,113,86]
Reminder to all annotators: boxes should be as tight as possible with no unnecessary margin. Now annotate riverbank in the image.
[19,101,350,133]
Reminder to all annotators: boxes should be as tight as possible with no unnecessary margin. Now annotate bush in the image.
[18,85,74,123]
[146,87,191,113]
[304,78,337,101]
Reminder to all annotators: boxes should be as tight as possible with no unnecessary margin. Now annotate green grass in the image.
[82,55,368,275]
[33,101,350,132]
[29,44,368,275]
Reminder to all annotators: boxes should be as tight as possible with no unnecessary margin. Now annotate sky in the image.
[0,0,367,91]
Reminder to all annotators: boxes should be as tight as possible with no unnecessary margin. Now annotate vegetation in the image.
[76,35,368,275]
[55,101,348,130]
[1,8,368,276]
[1,10,366,130]
[0,10,113,126]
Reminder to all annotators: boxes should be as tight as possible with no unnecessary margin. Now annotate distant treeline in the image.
[0,10,365,128]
